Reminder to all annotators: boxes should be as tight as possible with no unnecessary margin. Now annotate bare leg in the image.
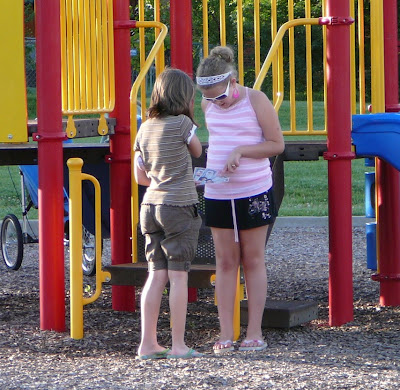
[240,225,268,345]
[168,270,190,355]
[211,228,241,348]
[137,269,169,356]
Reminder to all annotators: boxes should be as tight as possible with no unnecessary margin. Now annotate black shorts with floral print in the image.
[204,188,277,230]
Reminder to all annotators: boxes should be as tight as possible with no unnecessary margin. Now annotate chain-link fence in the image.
[25,38,36,88]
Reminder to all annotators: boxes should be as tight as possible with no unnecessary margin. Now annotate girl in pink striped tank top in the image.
[196,46,284,354]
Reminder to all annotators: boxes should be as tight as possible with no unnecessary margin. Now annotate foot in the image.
[167,348,204,359]
[137,344,169,359]
[136,348,170,360]
[238,339,268,351]
[213,340,234,355]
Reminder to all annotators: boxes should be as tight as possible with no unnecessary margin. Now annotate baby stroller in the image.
[0,162,109,276]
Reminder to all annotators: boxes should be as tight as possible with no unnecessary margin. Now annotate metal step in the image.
[103,262,216,289]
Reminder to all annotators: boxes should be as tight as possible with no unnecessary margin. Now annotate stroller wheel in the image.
[82,226,102,276]
[1,214,23,270]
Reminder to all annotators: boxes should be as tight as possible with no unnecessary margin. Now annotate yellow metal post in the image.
[271,0,278,105]
[305,0,314,133]
[237,0,244,85]
[233,269,243,341]
[138,0,147,120]
[288,0,296,132]
[202,0,209,58]
[219,0,226,46]
[349,0,356,115]
[211,269,243,342]
[68,158,84,340]
[357,1,366,114]
[154,0,165,75]
[81,172,110,306]
[254,0,260,77]
[322,0,328,133]
[68,158,110,339]
[370,1,385,113]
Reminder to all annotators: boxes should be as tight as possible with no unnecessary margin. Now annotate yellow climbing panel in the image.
[0,0,28,143]
[60,0,115,138]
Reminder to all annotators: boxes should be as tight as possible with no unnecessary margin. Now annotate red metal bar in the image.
[35,0,66,331]
[375,0,400,306]
[169,0,197,302]
[385,104,400,112]
[109,0,135,311]
[170,0,194,78]
[325,0,354,325]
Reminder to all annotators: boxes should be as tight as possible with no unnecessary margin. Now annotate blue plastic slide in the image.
[352,113,400,171]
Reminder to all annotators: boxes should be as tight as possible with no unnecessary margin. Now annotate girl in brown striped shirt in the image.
[134,68,203,360]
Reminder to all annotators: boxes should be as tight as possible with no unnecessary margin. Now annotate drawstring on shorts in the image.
[231,199,239,242]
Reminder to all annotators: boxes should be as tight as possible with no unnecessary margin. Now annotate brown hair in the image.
[196,46,238,89]
[147,68,195,121]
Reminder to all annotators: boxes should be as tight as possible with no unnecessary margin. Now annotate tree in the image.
[131,1,375,100]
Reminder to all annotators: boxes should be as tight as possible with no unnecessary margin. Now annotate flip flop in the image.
[167,348,204,359]
[238,339,268,352]
[136,348,170,360]
[213,340,234,355]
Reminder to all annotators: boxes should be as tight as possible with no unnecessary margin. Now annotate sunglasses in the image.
[202,82,230,102]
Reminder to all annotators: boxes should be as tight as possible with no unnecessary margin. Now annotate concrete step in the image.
[240,299,318,329]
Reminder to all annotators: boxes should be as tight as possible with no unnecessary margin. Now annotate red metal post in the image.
[170,0,197,302]
[109,0,135,311]
[324,0,354,325]
[170,0,194,78]
[35,0,66,331]
[374,0,400,305]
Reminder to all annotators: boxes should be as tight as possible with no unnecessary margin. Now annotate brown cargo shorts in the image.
[140,204,202,272]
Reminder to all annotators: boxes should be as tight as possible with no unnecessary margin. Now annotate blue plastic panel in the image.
[352,113,400,171]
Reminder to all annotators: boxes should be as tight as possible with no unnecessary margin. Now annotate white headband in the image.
[196,71,232,86]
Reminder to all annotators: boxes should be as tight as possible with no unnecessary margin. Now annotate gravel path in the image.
[1,224,399,389]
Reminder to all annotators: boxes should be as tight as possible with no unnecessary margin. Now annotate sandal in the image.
[136,348,170,360]
[167,348,204,359]
[238,339,268,352]
[213,340,234,355]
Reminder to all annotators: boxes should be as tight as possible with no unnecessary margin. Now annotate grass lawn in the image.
[0,166,37,219]
[0,89,373,219]
[279,157,374,216]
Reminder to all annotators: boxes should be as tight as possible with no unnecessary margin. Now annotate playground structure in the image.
[0,0,399,334]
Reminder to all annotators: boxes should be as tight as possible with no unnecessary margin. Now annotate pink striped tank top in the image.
[204,87,273,200]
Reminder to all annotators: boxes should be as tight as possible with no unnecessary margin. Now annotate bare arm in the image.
[133,151,151,187]
[188,133,202,158]
[223,89,284,172]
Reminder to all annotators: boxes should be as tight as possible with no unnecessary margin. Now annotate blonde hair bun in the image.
[209,46,235,64]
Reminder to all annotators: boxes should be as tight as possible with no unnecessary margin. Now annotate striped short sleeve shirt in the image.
[204,87,273,200]
[134,114,199,206]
